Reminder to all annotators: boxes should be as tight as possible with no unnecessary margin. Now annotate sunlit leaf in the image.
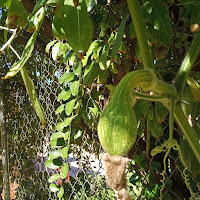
[52,42,61,61]
[56,122,65,131]
[55,104,65,114]
[61,146,69,159]
[70,81,80,96]
[49,183,59,192]
[60,163,69,179]
[52,0,93,57]
[64,117,72,127]
[45,159,61,169]
[6,0,28,29]
[58,90,71,101]
[46,40,57,53]
[65,99,76,115]
[73,62,82,76]
[57,186,64,199]
[3,8,45,79]
[50,132,65,140]
[48,150,62,160]
[19,67,46,125]
[74,130,82,139]
[50,138,66,147]
[48,174,61,183]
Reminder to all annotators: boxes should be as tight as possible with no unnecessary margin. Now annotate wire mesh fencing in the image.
[0,54,199,200]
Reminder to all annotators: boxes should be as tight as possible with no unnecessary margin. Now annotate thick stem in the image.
[175,30,200,96]
[0,79,11,200]
[174,103,200,163]
[127,0,154,70]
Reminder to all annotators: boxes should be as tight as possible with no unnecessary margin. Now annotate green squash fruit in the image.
[98,69,156,156]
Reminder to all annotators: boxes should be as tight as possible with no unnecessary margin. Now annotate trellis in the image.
[0,55,198,200]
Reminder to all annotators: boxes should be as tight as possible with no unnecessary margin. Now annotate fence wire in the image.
[0,54,199,200]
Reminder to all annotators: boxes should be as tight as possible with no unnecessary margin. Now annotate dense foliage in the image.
[1,0,200,199]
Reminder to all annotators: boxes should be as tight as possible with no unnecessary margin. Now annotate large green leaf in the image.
[6,0,28,29]
[52,0,93,57]
[3,7,45,79]
[19,67,46,125]
[146,2,172,45]
[0,0,11,8]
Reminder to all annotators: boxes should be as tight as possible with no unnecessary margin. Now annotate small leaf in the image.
[74,130,82,139]
[111,16,127,61]
[62,146,69,159]
[55,104,65,114]
[87,0,96,12]
[49,183,59,192]
[48,150,62,160]
[99,43,109,70]
[59,72,75,84]
[48,174,61,183]
[52,42,61,61]
[64,117,72,127]
[82,40,100,66]
[65,99,76,115]
[64,131,70,141]
[64,73,75,85]
[46,40,57,53]
[60,163,69,179]
[70,81,80,96]
[50,132,65,140]
[50,138,66,147]
[63,50,74,63]
[73,62,82,76]
[129,174,142,184]
[56,122,65,131]
[57,186,64,199]
[83,62,100,85]
[45,160,61,169]
[58,90,71,101]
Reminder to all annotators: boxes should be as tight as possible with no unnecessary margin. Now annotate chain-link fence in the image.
[0,53,199,200]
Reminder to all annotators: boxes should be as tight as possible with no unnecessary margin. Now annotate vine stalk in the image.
[127,0,154,70]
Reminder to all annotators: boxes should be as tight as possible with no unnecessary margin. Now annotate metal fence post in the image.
[0,79,10,200]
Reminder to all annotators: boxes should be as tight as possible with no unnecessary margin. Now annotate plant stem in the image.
[174,103,200,163]
[0,28,20,53]
[169,99,175,140]
[127,0,154,70]
[175,30,200,96]
[132,91,169,102]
